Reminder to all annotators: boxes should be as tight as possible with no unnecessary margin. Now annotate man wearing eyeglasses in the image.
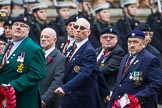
[96,26,125,107]
[0,15,46,108]
[55,18,110,108]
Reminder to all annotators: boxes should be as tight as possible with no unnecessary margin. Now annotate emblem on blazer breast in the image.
[74,65,80,73]
[16,52,25,73]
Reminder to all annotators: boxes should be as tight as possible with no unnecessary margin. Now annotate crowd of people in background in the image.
[1,0,162,108]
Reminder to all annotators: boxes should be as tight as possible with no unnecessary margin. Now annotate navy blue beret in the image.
[99,26,119,36]
[127,29,145,39]
[12,15,29,26]
[134,24,151,31]
[65,15,78,26]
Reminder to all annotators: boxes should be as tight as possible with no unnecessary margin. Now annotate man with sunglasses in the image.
[55,18,110,108]
[96,26,125,107]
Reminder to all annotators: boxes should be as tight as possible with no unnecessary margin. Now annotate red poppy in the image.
[0,85,16,108]
[47,56,53,63]
[104,51,110,56]
[112,94,141,108]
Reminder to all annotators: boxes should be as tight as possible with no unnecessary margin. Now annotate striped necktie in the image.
[122,56,134,78]
[62,39,70,54]
[0,42,14,68]
[65,43,77,67]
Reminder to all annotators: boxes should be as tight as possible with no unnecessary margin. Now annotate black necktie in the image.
[122,56,133,78]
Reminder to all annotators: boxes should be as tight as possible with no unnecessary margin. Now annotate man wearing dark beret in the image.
[135,24,162,68]
[135,23,162,107]
[96,26,125,107]
[0,15,46,108]
[56,15,77,53]
[3,17,13,41]
[107,29,162,108]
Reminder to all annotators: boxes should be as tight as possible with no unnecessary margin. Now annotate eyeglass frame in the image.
[101,35,117,40]
[73,25,89,30]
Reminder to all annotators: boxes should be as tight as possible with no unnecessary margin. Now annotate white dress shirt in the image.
[8,37,27,58]
[45,47,55,58]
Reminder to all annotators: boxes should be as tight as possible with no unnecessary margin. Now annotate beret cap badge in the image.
[23,17,27,22]
[110,28,113,32]
[131,33,136,37]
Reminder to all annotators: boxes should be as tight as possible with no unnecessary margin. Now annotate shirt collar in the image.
[45,46,55,58]
[75,38,88,49]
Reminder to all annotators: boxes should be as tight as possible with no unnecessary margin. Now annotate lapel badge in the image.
[74,65,80,73]
[17,52,25,62]
[17,52,25,73]
[6,60,10,64]
[17,63,24,73]
[61,43,64,48]
[134,60,139,65]
[100,63,105,67]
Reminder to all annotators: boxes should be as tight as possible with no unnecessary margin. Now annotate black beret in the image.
[0,34,7,43]
[4,17,13,26]
[134,24,151,31]
[127,29,145,39]
[65,15,78,26]
[99,26,119,36]
[12,15,29,27]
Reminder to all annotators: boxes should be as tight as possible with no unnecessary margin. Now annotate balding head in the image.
[40,27,57,51]
[41,27,57,38]
[73,18,91,42]
[75,18,90,29]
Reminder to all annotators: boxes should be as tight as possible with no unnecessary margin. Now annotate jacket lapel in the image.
[120,50,145,82]
[64,41,89,79]
[118,55,129,82]
[46,49,58,65]
[5,37,29,64]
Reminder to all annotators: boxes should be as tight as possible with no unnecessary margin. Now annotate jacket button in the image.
[119,84,122,87]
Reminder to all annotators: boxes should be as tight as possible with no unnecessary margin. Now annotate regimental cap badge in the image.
[110,28,113,33]
[24,17,27,22]
[131,33,136,37]
[9,20,12,25]
[127,30,145,39]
